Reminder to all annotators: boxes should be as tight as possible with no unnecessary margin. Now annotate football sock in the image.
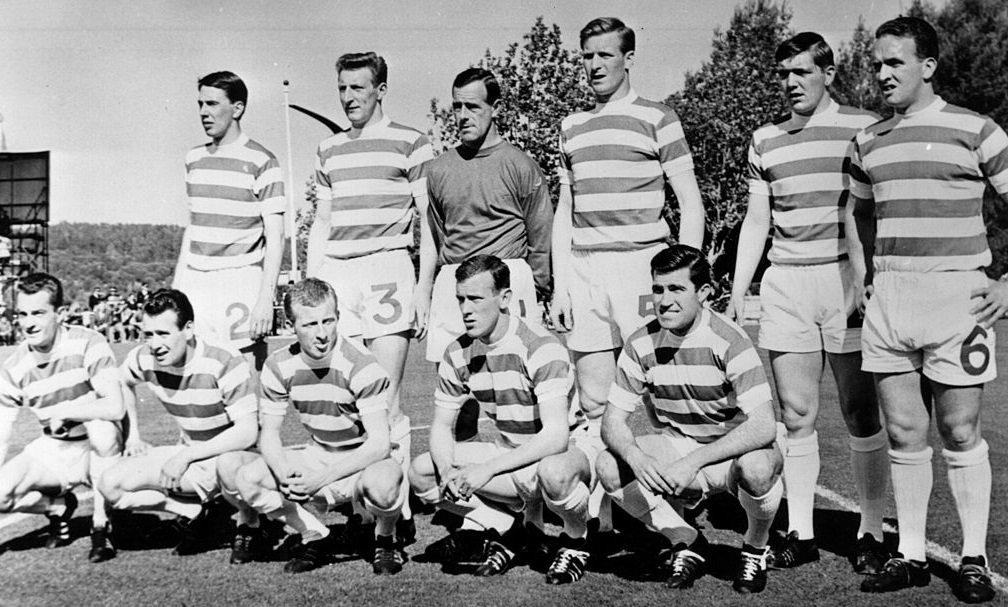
[944,440,991,561]
[783,431,819,540]
[590,488,614,533]
[89,453,118,527]
[362,485,407,538]
[889,447,933,562]
[523,496,545,531]
[737,479,783,548]
[849,429,889,540]
[10,491,52,515]
[415,483,515,534]
[542,481,590,539]
[266,501,329,543]
[608,480,697,546]
[111,489,202,519]
[394,420,413,521]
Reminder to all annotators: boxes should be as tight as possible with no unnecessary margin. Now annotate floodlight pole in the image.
[282,80,300,283]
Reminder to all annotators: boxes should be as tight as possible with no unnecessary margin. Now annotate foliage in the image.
[833,17,888,116]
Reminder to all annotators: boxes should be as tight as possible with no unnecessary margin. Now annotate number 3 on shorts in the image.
[960,325,990,376]
[371,283,403,325]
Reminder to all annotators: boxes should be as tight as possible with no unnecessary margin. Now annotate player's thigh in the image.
[235,454,280,493]
[874,370,931,450]
[566,251,621,353]
[826,350,880,435]
[104,446,180,492]
[217,450,261,485]
[605,246,662,343]
[768,350,824,433]
[425,264,462,362]
[366,332,410,388]
[454,442,533,502]
[176,265,261,350]
[922,271,996,386]
[315,257,365,337]
[84,419,122,457]
[573,349,619,411]
[537,445,593,497]
[501,259,538,325]
[0,449,61,503]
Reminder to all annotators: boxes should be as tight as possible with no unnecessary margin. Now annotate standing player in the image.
[729,32,889,574]
[173,70,285,369]
[599,245,783,594]
[409,255,570,576]
[848,17,1008,603]
[550,17,706,484]
[217,278,406,575]
[307,52,434,540]
[0,273,124,562]
[97,289,258,557]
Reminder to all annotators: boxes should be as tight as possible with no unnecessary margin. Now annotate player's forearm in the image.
[602,407,646,464]
[487,424,568,476]
[525,190,555,298]
[428,418,457,478]
[320,434,390,486]
[46,395,125,423]
[682,405,776,471]
[731,203,771,300]
[850,197,876,285]
[416,212,437,295]
[183,416,257,463]
[305,216,329,277]
[122,385,143,443]
[669,171,706,249]
[257,420,287,473]
[551,189,574,294]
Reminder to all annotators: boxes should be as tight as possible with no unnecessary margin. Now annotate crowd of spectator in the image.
[65,281,151,343]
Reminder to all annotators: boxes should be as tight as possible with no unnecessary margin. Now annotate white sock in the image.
[112,489,203,520]
[89,453,118,527]
[393,418,412,521]
[220,485,258,527]
[266,501,330,543]
[890,447,933,561]
[783,431,819,540]
[849,430,889,540]
[590,487,614,533]
[738,480,783,548]
[609,481,696,546]
[523,497,544,531]
[944,441,991,561]
[361,484,406,537]
[543,482,590,539]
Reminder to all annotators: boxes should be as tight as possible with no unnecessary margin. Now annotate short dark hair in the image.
[143,289,194,329]
[455,255,510,292]
[18,273,63,308]
[876,16,940,61]
[650,245,711,289]
[775,32,835,69]
[580,17,635,53]
[452,68,501,106]
[284,278,337,323]
[336,52,388,86]
[197,71,248,106]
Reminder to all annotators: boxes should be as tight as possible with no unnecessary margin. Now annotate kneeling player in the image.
[598,245,784,594]
[97,289,258,555]
[218,278,407,574]
[0,273,124,562]
[409,255,570,576]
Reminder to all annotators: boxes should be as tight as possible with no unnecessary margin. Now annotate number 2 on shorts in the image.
[226,302,250,341]
[960,325,990,376]
[372,283,403,325]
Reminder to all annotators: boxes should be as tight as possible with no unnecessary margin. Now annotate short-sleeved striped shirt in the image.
[0,326,118,439]
[609,309,772,444]
[748,100,879,265]
[559,90,694,252]
[849,97,1008,273]
[435,315,573,448]
[185,133,286,271]
[259,336,390,449]
[121,337,258,443]
[315,116,433,260]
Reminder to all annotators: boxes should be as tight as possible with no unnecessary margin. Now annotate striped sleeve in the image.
[119,345,144,386]
[723,335,772,414]
[0,367,21,410]
[406,133,434,183]
[527,339,572,403]
[84,332,118,384]
[258,359,289,417]
[313,144,332,202]
[217,355,258,421]
[608,342,646,412]
[349,358,390,414]
[847,137,874,204]
[434,348,469,410]
[657,107,694,176]
[978,117,1008,195]
[256,154,286,216]
[746,135,770,197]
[557,131,573,186]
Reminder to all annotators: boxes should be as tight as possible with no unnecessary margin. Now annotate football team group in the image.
[1,13,1006,604]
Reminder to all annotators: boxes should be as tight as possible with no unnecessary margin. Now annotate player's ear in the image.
[376,81,388,101]
[498,287,512,310]
[624,49,635,70]
[822,64,837,87]
[696,282,713,304]
[182,320,195,339]
[921,56,937,81]
[232,100,246,121]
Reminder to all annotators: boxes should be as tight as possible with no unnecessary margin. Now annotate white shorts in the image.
[569,418,606,487]
[286,441,407,510]
[141,445,221,501]
[426,258,539,362]
[21,436,91,492]
[862,270,996,385]
[566,245,664,353]
[462,441,541,507]
[758,260,861,354]
[315,250,416,340]
[175,264,263,350]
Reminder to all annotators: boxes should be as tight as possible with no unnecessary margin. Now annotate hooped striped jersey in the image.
[559,90,694,252]
[0,326,118,439]
[315,116,433,260]
[609,309,772,444]
[121,337,258,443]
[748,100,879,265]
[259,336,390,449]
[435,315,573,448]
[184,133,286,271]
[849,97,1008,273]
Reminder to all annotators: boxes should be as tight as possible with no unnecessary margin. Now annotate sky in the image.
[0,0,923,226]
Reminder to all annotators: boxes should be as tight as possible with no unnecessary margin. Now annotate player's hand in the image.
[47,418,70,438]
[413,287,432,341]
[438,465,464,502]
[124,438,152,457]
[284,468,327,502]
[726,292,745,323]
[625,450,676,496]
[549,291,574,333]
[662,458,702,500]
[454,463,494,500]
[248,296,273,341]
[304,177,319,205]
[970,279,1008,330]
[160,452,192,494]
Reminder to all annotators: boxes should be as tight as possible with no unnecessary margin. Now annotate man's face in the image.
[456,272,509,339]
[582,32,634,99]
[650,267,709,333]
[452,81,496,147]
[777,51,834,115]
[198,85,242,140]
[338,67,386,128]
[142,310,191,366]
[873,34,935,111]
[17,290,60,351]
[291,298,339,360]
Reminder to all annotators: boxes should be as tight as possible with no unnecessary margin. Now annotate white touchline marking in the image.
[410,418,496,432]
[815,484,1008,592]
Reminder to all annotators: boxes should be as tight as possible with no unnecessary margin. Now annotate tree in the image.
[428,17,594,202]
[665,0,792,304]
[834,17,888,116]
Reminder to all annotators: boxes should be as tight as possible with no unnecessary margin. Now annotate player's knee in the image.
[0,483,16,511]
[215,452,246,488]
[408,454,436,493]
[96,467,125,505]
[937,419,981,452]
[735,449,781,496]
[596,451,623,494]
[536,453,580,499]
[85,422,121,457]
[234,462,266,498]
[883,413,929,450]
[361,469,403,511]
